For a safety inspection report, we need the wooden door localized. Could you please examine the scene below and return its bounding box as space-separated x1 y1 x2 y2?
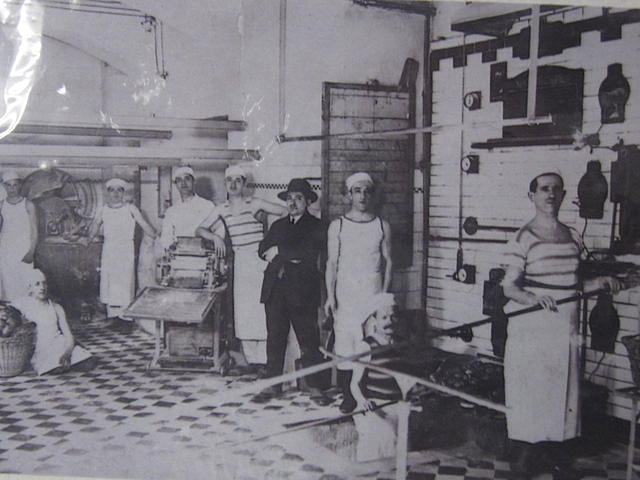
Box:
322 82 415 268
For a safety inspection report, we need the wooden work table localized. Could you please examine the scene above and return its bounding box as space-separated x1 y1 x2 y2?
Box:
122 285 227 373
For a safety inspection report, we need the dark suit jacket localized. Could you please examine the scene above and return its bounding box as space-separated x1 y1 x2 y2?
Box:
259 211 326 307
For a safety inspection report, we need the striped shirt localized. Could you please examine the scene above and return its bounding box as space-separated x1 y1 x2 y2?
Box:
503 225 583 289
360 339 406 401
220 199 264 249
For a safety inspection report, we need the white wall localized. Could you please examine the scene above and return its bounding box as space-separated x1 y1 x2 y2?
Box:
230 0 426 306
0 3 243 229
427 5 640 418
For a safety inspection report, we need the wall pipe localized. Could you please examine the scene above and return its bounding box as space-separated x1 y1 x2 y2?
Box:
421 16 433 312
278 0 287 135
527 4 541 121
429 235 508 244
275 115 553 143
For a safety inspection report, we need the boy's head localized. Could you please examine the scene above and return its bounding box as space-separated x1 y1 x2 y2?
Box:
26 269 48 300
345 172 375 213
363 292 397 345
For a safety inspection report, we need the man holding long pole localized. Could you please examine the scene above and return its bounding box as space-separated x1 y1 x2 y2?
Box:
501 171 622 478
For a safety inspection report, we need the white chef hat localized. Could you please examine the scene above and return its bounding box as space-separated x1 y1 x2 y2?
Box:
172 166 195 181
529 168 564 192
105 178 127 190
2 170 20 183
345 172 374 191
25 268 46 287
364 292 396 319
225 165 246 179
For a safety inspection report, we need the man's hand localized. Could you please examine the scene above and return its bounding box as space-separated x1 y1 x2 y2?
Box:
324 296 336 317
21 250 34 264
600 276 624 294
534 294 557 312
354 392 374 412
211 234 226 257
263 246 278 263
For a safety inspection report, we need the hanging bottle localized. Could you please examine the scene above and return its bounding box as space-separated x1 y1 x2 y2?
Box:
578 160 608 219
598 63 630 124
589 292 619 353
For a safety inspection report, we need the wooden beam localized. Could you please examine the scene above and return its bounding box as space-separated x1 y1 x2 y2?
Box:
12 124 172 139
0 145 257 166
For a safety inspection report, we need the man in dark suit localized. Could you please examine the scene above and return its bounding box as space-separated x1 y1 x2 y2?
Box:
256 178 328 403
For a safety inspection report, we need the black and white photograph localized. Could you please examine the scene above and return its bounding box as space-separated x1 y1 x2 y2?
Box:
0 1 639 479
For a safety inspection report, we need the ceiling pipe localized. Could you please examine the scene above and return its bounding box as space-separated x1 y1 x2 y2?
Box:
0 144 254 165
10 124 172 139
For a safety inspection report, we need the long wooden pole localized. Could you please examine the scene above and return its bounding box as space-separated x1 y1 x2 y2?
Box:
438 287 608 338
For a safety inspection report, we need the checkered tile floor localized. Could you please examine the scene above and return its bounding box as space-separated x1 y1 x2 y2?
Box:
0 324 634 480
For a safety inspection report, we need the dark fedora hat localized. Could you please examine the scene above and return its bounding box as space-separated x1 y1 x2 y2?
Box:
277 178 318 203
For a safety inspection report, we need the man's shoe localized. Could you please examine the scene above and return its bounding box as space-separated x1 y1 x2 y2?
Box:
309 388 332 407
551 465 582 480
339 395 357 414
251 385 281 404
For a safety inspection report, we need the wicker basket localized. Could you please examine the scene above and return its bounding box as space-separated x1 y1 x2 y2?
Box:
0 323 35 377
622 334 640 389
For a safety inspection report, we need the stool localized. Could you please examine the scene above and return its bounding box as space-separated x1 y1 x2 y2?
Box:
617 387 640 480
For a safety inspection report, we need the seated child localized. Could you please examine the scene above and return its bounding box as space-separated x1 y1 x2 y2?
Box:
12 269 92 375
349 292 408 462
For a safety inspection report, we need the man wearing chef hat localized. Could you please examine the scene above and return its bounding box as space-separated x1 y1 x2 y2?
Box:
160 166 220 249
325 171 393 414
0 170 39 302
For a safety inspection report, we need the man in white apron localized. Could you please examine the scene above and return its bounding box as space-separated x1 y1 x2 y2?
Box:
325 172 393 413
160 166 220 250
502 172 622 477
0 170 38 302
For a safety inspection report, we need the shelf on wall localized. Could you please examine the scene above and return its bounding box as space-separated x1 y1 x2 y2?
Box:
470 135 575 149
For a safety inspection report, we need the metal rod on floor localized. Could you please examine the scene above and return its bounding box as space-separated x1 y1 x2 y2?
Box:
221 400 398 448
322 348 507 414
208 343 403 404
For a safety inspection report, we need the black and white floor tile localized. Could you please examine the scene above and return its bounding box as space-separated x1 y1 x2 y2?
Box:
0 325 633 480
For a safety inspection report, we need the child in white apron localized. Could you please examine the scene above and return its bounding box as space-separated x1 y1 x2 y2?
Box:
12 269 92 375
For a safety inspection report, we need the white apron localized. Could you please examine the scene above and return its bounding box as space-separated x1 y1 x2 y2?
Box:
99 204 136 313
503 227 582 442
0 199 34 302
333 216 384 364
221 200 267 364
504 287 581 442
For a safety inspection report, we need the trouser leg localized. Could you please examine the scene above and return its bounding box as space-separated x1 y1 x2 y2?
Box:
290 304 326 389
509 439 559 475
337 369 356 413
264 289 291 382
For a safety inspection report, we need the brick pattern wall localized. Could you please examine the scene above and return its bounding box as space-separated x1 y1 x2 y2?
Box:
428 8 640 419
322 83 414 269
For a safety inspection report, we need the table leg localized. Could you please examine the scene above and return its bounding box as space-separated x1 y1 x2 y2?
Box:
627 398 638 480
213 301 221 372
395 401 411 480
149 320 161 370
